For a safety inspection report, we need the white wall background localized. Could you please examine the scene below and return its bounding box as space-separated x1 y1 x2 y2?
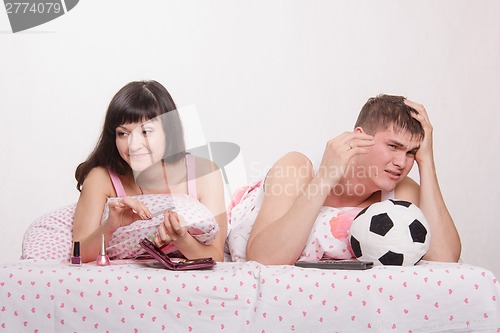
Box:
1 1 499 277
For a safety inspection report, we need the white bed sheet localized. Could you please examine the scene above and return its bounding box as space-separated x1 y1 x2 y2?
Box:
1 260 499 332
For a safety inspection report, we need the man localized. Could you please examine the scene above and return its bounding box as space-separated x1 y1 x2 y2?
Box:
245 95 461 265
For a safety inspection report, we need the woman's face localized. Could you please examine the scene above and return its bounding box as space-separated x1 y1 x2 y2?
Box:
115 118 166 173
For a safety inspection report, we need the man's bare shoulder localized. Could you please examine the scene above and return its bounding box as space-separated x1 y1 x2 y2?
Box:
395 176 420 204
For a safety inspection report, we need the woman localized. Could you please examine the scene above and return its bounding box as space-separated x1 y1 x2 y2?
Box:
73 80 227 263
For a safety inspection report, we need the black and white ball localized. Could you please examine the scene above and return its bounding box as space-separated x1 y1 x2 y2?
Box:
349 199 431 266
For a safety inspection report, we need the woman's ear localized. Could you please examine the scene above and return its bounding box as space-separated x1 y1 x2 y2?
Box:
353 127 364 133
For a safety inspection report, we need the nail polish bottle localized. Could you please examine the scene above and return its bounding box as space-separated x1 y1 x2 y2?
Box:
70 241 82 266
96 234 110 266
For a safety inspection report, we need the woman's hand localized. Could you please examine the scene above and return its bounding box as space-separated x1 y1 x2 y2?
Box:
154 210 188 246
105 197 152 231
317 131 374 188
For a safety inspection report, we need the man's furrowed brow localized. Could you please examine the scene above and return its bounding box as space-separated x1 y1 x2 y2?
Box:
388 139 419 152
388 139 407 149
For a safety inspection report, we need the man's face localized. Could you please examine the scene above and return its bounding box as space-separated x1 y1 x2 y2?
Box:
356 126 421 192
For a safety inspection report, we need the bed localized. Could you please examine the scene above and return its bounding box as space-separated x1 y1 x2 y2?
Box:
1 258 499 332
2 141 500 332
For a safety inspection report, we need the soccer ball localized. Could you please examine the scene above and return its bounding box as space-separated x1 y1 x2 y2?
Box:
349 199 431 266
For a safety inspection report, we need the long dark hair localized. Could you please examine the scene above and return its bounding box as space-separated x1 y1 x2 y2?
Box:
75 80 185 191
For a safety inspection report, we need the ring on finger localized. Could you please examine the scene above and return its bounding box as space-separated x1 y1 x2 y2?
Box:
347 141 353 150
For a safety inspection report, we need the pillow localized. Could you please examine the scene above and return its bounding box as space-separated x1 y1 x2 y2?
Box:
300 206 361 261
106 194 218 259
226 182 264 262
21 193 219 261
21 203 76 260
226 181 360 262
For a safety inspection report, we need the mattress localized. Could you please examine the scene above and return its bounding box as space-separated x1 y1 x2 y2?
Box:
1 259 499 332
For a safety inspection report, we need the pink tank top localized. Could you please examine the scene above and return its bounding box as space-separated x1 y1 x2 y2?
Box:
108 154 198 199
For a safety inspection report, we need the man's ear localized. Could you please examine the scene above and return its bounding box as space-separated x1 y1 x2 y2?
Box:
353 127 364 133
